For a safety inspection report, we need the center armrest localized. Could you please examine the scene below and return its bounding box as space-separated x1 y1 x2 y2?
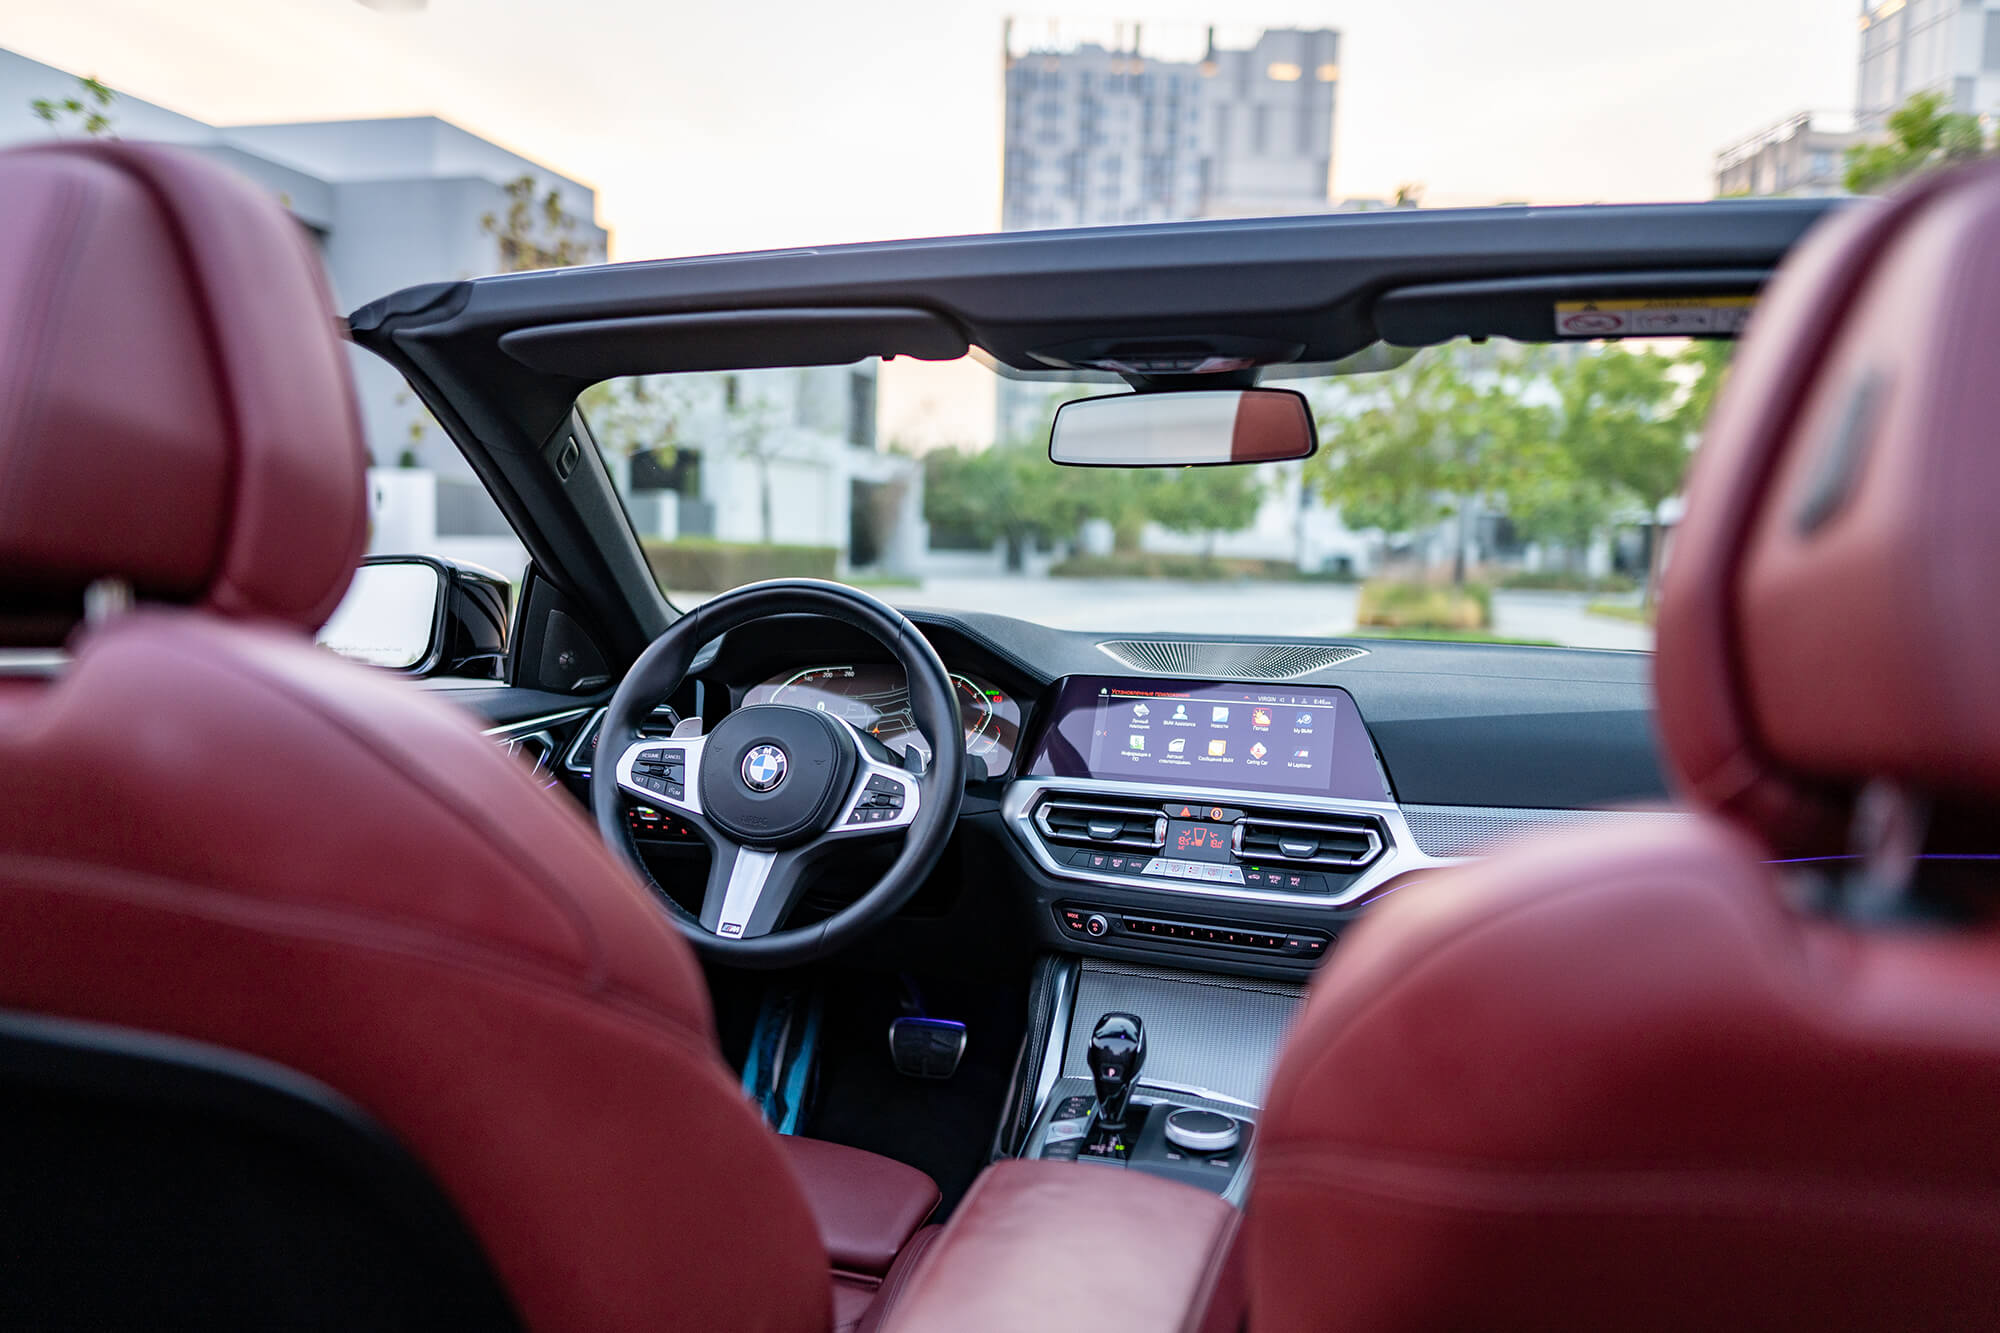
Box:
778 1135 941 1278
867 1160 1243 1333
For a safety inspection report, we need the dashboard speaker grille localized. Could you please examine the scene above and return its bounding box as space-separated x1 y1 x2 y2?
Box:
1095 639 1368 680
1401 805 1688 858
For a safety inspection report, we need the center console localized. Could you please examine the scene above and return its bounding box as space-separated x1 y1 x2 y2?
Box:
1002 675 1449 977
996 678 1452 1211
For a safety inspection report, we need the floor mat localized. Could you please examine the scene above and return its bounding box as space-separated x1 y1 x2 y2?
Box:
804 971 1026 1219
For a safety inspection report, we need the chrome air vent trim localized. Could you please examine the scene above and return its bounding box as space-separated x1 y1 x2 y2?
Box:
1095 639 1368 679
1034 798 1169 850
1232 812 1384 870
1004 776 1451 909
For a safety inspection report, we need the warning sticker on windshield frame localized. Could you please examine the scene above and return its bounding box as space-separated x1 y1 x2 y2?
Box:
1554 296 1755 338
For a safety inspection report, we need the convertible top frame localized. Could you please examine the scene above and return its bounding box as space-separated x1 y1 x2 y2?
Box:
346 198 1849 670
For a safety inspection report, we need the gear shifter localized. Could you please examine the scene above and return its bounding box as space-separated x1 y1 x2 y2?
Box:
1086 1012 1146 1131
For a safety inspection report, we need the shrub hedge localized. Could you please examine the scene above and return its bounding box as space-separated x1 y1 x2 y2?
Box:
641 538 838 591
1356 579 1493 630
1049 553 1356 582
1495 570 1638 593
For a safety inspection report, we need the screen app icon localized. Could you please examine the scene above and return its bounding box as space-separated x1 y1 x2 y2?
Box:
1168 737 1186 754
1172 704 1188 720
1132 702 1150 718
1294 748 1310 759
1128 734 1146 751
1251 708 1272 728
1208 739 1228 757
1295 712 1313 726
1250 741 1268 759
1211 706 1230 723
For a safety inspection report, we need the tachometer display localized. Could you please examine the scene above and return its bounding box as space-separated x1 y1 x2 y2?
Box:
743 664 1022 776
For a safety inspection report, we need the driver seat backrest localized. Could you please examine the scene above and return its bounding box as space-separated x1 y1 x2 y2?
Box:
0 142 832 1332
1246 163 2000 1332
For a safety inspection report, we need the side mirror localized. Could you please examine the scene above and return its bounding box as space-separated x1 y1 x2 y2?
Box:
317 556 511 679
1049 388 1317 468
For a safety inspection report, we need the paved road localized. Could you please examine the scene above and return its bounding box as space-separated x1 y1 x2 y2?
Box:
859 578 1652 652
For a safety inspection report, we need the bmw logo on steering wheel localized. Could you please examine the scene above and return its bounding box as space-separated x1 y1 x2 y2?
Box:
741 744 788 792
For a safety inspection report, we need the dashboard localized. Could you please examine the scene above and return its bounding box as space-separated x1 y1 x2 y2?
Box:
520 608 1676 978
743 663 1023 774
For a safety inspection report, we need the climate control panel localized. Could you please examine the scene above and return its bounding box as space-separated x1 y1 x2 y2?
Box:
1014 781 1389 908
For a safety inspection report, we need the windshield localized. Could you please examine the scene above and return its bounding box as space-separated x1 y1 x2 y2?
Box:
587 336 1728 649
13 2 1931 654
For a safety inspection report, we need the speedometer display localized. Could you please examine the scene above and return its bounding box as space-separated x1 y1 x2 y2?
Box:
742 664 1022 776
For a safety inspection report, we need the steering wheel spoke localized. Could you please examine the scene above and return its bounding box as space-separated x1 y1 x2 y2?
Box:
700 843 810 939
823 732 923 839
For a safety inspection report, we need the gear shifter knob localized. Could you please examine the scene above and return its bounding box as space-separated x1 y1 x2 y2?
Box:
1086 1012 1145 1130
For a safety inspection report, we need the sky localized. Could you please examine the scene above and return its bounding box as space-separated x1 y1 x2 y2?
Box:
3 0 1865 448
6 0 1863 260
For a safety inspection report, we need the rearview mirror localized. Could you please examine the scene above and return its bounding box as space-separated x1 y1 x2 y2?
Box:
1048 388 1317 468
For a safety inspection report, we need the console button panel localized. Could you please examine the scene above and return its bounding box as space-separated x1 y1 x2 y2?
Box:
1056 901 1330 961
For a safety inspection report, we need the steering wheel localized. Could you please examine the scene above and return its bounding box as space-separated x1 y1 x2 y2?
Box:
592 580 965 967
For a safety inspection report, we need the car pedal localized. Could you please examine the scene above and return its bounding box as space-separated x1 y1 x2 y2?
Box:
889 1016 966 1080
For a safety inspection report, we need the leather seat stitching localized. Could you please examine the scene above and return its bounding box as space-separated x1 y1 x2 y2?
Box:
2 853 715 1056
108 620 618 984
1268 834 1797 1124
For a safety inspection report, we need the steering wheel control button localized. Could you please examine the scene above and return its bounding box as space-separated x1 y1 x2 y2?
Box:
1163 1108 1241 1154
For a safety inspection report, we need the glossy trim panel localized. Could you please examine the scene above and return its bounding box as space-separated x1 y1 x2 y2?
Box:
481 707 591 741
1003 774 1460 909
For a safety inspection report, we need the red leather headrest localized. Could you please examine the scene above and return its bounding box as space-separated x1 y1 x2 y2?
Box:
1657 161 2000 854
0 142 366 632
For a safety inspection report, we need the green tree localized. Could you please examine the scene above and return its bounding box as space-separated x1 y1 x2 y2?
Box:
1547 345 1685 606
1309 348 1544 584
921 441 1099 570
30 75 116 138
1674 339 1734 432
1845 90 1990 194
481 175 599 273
1146 465 1266 557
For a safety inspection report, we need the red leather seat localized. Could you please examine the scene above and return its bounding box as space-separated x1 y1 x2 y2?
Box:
0 142 933 1332
1247 165 2000 1331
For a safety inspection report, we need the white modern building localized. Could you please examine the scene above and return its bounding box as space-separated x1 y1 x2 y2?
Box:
2 47 922 580
990 23 1364 575
1000 22 1339 229
1714 111 1873 197
1857 0 2000 126
1713 1 2000 198
590 366 924 579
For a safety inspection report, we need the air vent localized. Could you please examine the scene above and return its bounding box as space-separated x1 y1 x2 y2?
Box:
1233 813 1383 871
1096 639 1367 680
1035 797 1167 850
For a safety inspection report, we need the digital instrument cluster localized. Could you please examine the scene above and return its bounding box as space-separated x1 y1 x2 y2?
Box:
743 663 1023 775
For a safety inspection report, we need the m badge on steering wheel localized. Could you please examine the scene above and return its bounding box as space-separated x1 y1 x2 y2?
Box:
742 744 788 792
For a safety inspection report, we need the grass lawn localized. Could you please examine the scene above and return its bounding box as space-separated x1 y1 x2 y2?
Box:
1586 601 1654 625
1348 628 1561 647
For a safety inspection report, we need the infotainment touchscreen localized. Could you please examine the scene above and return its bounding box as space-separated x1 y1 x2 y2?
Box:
1025 676 1391 803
